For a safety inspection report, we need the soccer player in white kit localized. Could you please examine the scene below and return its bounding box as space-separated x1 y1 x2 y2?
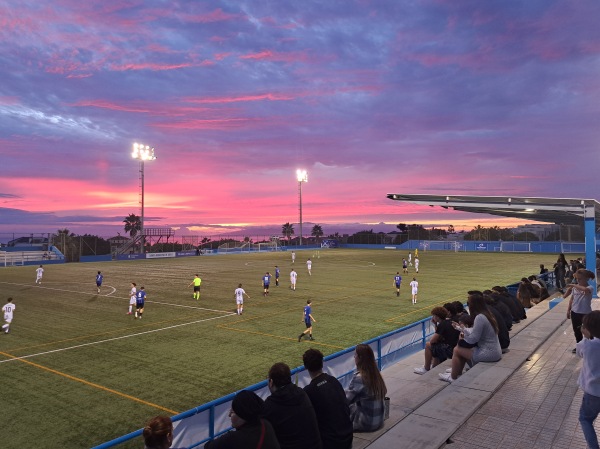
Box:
410 277 419 304
2 297 15 333
128 282 137 315
408 253 412 266
234 283 250 315
291 251 296 264
306 258 312 276
415 257 420 273
35 265 44 284
290 269 298 290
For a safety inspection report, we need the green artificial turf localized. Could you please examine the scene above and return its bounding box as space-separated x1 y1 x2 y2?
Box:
0 249 559 448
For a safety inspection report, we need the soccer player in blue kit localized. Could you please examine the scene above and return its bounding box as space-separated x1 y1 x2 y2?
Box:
96 271 103 294
393 272 402 297
263 272 271 296
274 266 280 286
135 286 146 319
298 300 316 341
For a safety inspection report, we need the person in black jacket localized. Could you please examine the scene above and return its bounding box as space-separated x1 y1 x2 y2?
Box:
263 362 322 449
302 349 353 449
204 390 280 449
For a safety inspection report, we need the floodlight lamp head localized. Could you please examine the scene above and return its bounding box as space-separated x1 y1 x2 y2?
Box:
296 169 308 183
132 142 156 161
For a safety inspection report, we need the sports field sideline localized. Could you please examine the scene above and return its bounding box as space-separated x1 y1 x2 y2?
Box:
0 249 559 448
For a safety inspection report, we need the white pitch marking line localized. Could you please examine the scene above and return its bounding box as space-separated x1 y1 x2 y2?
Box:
0 313 236 364
0 281 232 314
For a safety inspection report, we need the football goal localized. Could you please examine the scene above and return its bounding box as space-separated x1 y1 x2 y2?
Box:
560 242 585 253
499 242 532 253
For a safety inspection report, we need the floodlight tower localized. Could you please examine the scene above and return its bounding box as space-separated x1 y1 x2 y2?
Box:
132 143 156 254
296 169 308 247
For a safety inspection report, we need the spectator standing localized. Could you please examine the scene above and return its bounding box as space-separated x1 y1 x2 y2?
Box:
205 390 280 449
575 311 600 449
263 362 322 449
302 349 353 449
554 253 569 292
566 269 596 353
346 344 387 432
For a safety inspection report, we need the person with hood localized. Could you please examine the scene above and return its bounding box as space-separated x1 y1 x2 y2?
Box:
263 362 322 449
205 390 280 449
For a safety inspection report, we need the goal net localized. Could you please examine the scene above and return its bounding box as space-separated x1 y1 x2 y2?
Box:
499 242 532 253
560 242 585 253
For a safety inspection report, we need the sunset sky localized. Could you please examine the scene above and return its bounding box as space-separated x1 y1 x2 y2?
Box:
2 0 600 239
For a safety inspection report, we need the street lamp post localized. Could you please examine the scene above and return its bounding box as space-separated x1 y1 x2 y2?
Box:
132 143 156 254
296 169 308 247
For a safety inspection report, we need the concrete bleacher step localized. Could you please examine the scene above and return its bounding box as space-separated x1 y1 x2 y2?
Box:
357 296 568 449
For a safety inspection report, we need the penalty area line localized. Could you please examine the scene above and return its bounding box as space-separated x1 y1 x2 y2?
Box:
0 312 236 364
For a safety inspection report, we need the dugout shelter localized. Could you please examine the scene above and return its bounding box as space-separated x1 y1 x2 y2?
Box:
386 194 600 294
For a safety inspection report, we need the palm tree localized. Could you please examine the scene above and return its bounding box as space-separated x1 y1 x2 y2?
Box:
311 224 324 243
123 213 141 237
282 222 295 242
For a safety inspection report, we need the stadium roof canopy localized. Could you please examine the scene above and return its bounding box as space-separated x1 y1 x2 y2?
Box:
385 194 600 226
386 193 600 297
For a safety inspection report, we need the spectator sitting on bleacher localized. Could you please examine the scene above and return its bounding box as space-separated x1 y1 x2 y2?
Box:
443 302 459 322
205 390 280 449
414 307 460 375
439 292 502 383
517 278 537 308
528 275 549 301
483 290 513 331
302 349 353 449
480 291 510 353
346 344 387 432
451 301 469 322
492 286 527 322
142 415 181 449
262 362 322 449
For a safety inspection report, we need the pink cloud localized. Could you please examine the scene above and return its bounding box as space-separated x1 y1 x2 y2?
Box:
183 92 296 104
240 50 308 63
152 118 262 130
0 96 19 105
183 8 240 23
109 62 195 72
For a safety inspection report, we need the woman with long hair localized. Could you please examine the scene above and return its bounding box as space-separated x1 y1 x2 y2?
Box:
554 253 568 291
439 293 502 383
517 278 535 308
346 344 387 431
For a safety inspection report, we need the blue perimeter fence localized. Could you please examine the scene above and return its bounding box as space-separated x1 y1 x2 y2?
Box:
93 317 437 449
94 270 557 449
